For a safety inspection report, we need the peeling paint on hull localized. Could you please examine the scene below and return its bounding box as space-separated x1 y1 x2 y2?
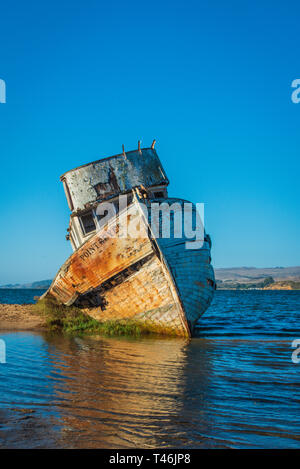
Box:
44 196 215 337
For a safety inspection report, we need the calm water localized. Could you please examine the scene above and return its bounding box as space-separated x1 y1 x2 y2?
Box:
0 290 299 448
0 289 47 304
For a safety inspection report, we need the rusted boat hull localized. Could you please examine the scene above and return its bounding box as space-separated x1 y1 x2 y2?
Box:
44 196 215 336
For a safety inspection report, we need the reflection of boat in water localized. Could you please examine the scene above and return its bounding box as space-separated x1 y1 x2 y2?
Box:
43 142 215 336
0 332 215 449
45 334 192 448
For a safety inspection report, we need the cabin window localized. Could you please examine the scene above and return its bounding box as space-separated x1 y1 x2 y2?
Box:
80 211 96 235
153 191 164 198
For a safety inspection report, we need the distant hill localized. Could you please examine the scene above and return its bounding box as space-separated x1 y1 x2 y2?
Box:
0 280 52 289
215 266 300 290
215 266 300 282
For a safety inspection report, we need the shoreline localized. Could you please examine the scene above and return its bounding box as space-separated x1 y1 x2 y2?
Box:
0 288 298 333
0 304 46 331
0 302 180 336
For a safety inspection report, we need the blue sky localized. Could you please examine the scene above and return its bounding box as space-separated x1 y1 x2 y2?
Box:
0 0 299 283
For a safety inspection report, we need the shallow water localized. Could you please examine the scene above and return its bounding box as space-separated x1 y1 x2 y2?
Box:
0 291 299 448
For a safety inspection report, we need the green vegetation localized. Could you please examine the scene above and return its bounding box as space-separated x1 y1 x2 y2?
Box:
272 280 300 290
34 297 178 336
34 297 105 333
288 281 300 289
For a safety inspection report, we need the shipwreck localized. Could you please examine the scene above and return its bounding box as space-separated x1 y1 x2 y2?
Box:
43 141 215 336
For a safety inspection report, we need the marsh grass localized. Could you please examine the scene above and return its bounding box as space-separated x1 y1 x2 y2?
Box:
34 297 177 337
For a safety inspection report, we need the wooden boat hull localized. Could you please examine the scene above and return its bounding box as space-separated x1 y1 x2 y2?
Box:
44 196 215 336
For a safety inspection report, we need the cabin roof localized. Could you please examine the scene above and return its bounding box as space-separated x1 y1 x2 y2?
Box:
60 146 169 212
60 147 155 180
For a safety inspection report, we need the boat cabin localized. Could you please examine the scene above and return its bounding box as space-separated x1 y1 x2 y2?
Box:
61 144 169 251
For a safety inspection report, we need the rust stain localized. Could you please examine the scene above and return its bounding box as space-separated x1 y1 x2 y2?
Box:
195 281 205 288
50 237 152 305
93 165 121 200
48 208 154 306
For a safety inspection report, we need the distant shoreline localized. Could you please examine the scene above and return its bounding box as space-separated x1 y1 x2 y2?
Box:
217 281 300 291
217 287 299 291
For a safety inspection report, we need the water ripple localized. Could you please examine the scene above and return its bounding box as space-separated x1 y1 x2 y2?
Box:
0 291 299 448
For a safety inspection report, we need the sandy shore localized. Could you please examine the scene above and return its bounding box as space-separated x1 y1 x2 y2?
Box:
0 304 46 331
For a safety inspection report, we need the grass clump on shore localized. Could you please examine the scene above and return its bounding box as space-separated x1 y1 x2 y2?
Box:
34 297 103 333
34 297 157 336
